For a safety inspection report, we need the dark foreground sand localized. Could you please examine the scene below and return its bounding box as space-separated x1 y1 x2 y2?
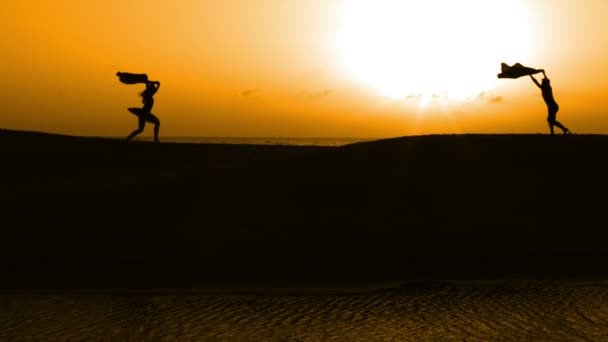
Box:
2 282 608 341
2 129 608 339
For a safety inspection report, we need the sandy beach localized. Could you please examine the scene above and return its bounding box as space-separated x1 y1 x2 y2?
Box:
2 282 608 340
2 129 608 339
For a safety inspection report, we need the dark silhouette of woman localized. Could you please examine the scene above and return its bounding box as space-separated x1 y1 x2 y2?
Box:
530 73 570 135
126 80 161 142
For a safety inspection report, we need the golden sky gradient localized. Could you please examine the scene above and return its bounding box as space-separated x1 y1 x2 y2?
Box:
2 0 608 138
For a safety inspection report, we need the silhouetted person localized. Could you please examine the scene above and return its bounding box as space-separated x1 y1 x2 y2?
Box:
126 80 161 142
530 73 570 135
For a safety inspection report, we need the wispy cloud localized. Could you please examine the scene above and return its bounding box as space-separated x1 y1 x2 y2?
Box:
477 91 503 104
240 89 261 97
405 94 423 100
302 89 333 99
489 96 503 103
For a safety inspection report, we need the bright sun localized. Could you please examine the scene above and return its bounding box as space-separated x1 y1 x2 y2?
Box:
336 0 534 102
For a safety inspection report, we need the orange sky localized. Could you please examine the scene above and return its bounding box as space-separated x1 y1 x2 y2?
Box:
2 0 608 138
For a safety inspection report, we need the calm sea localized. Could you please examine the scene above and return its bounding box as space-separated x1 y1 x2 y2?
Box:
130 137 377 146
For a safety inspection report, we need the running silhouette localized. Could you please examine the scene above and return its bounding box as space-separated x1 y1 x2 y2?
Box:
126 80 161 143
530 72 570 135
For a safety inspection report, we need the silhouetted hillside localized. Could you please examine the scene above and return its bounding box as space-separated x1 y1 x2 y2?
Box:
2 129 607 288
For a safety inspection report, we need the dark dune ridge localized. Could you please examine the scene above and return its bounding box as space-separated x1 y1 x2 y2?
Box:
2 129 608 289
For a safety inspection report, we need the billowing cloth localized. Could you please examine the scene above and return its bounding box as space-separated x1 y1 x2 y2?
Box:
497 63 543 79
116 72 149 84
128 107 145 116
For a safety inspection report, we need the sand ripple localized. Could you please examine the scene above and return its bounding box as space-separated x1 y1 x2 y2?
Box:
1 282 607 341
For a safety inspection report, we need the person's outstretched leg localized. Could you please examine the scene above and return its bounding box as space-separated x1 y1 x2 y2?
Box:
553 120 570 134
548 107 569 135
154 122 160 143
547 106 558 135
127 117 146 141
126 128 143 141
146 113 160 143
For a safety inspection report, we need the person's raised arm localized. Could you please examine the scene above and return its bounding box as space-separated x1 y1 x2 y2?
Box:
530 75 541 88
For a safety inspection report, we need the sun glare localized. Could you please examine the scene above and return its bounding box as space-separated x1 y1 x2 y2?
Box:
336 0 533 103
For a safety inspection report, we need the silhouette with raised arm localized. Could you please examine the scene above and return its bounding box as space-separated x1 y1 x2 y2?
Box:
126 80 161 143
530 72 570 135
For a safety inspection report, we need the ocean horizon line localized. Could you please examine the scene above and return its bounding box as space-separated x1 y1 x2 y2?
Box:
103 136 380 146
